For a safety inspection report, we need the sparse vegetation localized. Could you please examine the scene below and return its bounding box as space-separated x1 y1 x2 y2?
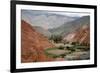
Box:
44 41 90 60
44 48 71 58
67 47 76 52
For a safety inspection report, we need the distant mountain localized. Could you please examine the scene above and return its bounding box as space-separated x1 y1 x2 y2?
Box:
21 20 55 63
22 10 78 29
34 26 51 37
63 25 90 45
49 16 90 36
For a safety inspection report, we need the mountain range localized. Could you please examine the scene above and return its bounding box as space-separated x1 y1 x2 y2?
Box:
49 16 90 36
21 10 78 29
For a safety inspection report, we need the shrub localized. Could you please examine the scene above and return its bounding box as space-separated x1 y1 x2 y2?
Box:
66 46 70 49
71 42 80 45
71 48 76 52
58 46 65 50
67 46 76 52
61 54 66 58
71 42 76 45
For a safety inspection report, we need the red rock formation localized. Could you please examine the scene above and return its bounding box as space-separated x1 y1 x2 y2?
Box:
73 25 90 45
21 20 55 63
63 25 90 45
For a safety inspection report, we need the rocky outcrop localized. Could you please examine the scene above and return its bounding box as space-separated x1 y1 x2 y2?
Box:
63 25 90 45
21 20 55 63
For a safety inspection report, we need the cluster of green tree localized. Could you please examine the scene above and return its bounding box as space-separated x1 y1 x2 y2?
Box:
71 42 90 46
49 35 62 43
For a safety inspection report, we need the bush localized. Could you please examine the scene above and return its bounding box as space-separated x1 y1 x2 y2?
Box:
66 46 70 49
71 42 76 45
71 48 76 52
58 46 65 50
61 54 66 58
67 46 75 52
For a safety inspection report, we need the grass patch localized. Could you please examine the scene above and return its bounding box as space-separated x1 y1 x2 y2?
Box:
45 47 71 58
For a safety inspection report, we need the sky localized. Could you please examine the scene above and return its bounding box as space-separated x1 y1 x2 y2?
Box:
22 10 90 17
21 10 90 29
47 11 90 17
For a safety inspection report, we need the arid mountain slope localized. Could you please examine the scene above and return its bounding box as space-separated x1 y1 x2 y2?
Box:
63 25 90 45
21 20 55 63
34 26 51 37
49 16 90 36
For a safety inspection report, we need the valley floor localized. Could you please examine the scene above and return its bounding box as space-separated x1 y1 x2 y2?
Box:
45 43 90 61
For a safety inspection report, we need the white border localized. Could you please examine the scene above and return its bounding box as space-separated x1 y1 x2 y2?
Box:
16 4 94 69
